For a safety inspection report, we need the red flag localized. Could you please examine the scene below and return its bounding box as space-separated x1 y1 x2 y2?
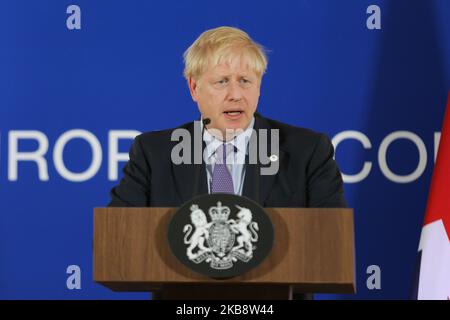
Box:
417 92 450 299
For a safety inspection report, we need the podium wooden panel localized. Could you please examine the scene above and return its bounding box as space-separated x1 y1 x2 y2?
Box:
93 208 355 299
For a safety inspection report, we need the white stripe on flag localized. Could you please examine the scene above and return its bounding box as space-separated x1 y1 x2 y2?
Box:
418 219 450 300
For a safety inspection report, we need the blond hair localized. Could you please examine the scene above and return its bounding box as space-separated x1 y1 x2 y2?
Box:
183 26 268 80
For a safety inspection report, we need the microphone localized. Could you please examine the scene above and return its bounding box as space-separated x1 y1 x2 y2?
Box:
192 117 211 198
202 118 211 127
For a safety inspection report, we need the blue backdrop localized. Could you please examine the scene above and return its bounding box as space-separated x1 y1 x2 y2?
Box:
1 0 449 299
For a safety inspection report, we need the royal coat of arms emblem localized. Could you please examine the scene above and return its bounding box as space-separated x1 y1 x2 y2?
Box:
168 193 274 279
183 202 259 269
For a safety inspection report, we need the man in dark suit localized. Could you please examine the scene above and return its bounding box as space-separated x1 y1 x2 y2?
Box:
108 25 346 300
109 26 346 209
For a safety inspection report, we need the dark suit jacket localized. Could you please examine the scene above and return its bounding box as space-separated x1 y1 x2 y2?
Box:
109 113 346 208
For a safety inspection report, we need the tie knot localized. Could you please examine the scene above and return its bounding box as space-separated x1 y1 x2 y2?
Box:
215 143 234 164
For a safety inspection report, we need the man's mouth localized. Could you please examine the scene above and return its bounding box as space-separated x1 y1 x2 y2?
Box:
223 109 244 116
224 111 243 116
223 110 244 120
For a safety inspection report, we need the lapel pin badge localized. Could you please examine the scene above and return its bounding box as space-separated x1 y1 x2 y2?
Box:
269 154 278 162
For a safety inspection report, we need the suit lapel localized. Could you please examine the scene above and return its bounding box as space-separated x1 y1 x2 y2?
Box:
171 121 208 204
242 113 286 206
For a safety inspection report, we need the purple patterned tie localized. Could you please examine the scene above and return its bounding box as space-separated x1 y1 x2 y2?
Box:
211 143 234 194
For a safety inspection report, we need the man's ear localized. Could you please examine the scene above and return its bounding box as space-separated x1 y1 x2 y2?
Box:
188 77 199 102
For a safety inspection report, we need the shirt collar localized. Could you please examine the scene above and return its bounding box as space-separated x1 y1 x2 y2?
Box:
201 116 255 159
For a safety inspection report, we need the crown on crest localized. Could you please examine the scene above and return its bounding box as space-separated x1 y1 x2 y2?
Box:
208 201 230 222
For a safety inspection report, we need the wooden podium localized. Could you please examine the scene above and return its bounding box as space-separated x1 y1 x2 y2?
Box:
93 208 355 299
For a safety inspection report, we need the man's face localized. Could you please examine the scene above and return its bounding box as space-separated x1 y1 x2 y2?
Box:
188 54 261 140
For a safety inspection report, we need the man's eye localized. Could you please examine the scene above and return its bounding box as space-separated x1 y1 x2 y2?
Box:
241 79 251 83
216 79 228 84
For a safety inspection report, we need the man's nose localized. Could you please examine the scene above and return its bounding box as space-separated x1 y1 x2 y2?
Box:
227 81 243 102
